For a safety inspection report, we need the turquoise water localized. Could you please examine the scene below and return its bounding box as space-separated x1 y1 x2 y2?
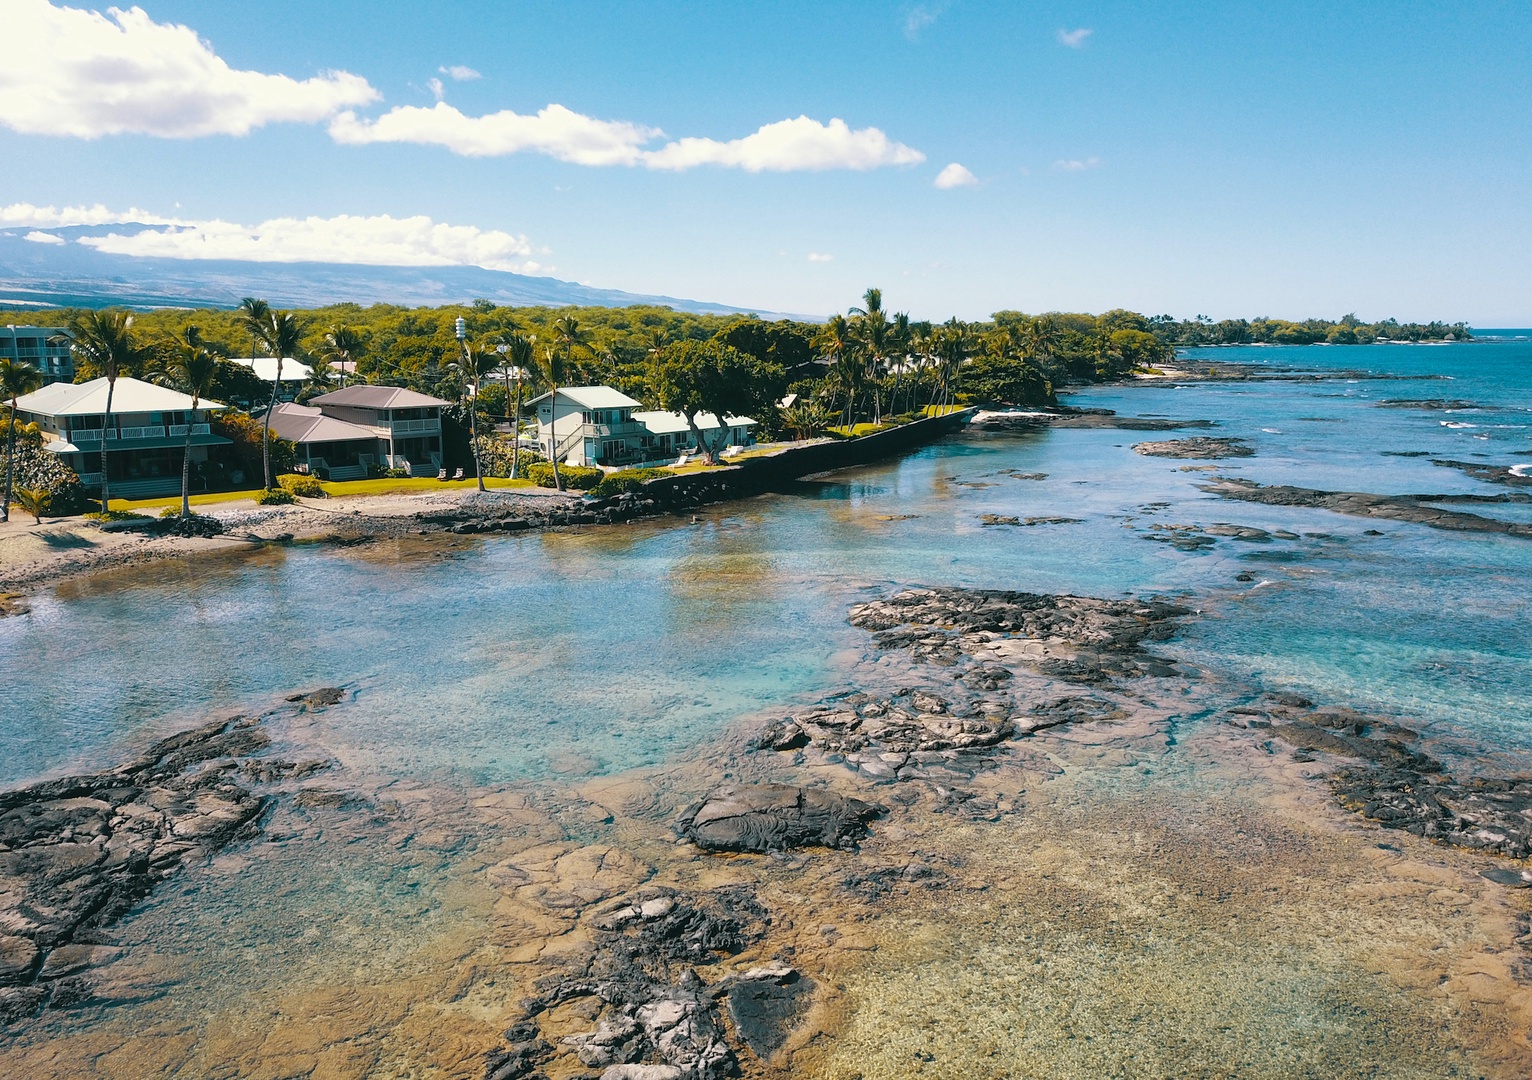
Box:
3 339 1531 786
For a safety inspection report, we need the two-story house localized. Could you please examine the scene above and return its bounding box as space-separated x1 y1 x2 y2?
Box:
302 385 451 476
528 386 652 467
12 376 229 499
2 325 73 385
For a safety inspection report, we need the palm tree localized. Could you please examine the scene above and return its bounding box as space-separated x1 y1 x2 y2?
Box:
158 338 220 519
300 357 338 402
12 487 49 525
238 298 269 364
65 309 152 512
499 332 535 479
851 288 892 423
1 357 43 523
814 315 861 427
542 315 590 491
320 325 364 387
251 311 305 490
453 340 500 492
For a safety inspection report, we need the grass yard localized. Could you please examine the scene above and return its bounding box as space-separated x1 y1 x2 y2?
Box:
116 475 534 511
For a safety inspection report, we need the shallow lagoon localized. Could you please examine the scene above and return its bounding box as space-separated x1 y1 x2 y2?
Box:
3 339 1532 1076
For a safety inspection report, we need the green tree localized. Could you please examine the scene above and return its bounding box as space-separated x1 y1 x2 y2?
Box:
536 315 591 490
320 325 365 387
497 332 536 479
1 358 43 523
453 339 500 491
648 339 781 464
64 309 153 511
158 336 220 518
248 310 305 489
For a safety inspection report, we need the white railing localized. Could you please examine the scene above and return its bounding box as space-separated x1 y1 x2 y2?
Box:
77 472 103 485
389 418 440 435
167 423 211 436
70 429 103 444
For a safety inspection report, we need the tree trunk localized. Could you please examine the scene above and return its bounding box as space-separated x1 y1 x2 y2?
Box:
100 375 116 512
511 377 522 480
471 375 486 491
2 401 16 522
548 383 563 491
261 357 281 489
180 402 196 518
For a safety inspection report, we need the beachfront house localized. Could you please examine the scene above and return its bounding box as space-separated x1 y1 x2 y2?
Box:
263 401 385 480
305 385 449 476
2 325 73 385
528 386 651 467
632 410 757 460
12 376 229 498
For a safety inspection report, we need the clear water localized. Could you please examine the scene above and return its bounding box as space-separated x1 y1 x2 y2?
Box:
4 339 1532 786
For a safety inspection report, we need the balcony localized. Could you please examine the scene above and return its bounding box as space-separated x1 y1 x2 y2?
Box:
167 423 211 436
587 420 645 437
388 418 441 436
112 425 168 440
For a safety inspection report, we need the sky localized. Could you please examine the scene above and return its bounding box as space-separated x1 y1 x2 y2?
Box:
0 0 1528 322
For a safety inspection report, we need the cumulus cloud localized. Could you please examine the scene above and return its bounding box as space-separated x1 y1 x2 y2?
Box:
332 106 923 173
0 0 379 138
640 116 925 172
1053 157 1102 171
0 201 182 227
807 252 834 263
439 65 482 82
1057 27 1093 48
933 162 978 189
23 231 66 245
329 102 660 166
1 204 538 272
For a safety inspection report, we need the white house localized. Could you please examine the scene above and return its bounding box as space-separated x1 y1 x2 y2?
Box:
528 385 760 467
12 376 229 499
528 386 651 468
632 410 757 460
263 402 385 480
305 385 450 476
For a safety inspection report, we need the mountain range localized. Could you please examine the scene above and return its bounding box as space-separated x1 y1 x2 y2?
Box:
0 225 756 315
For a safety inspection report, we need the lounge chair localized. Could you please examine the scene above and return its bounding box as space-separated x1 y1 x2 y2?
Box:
452 468 465 481
437 468 448 481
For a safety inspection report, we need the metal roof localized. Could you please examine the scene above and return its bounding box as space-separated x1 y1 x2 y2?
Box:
633 410 757 436
526 385 644 410
310 384 450 409
230 357 311 383
15 376 227 417
264 402 380 445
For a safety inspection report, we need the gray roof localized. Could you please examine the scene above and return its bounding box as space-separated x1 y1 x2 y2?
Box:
15 376 226 416
265 402 380 445
526 385 644 410
310 384 450 409
634 410 756 436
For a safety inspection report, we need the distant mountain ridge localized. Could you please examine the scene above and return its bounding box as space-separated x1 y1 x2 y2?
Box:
0 225 757 315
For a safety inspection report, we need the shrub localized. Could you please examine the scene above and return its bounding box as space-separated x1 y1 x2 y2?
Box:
84 508 144 522
526 462 603 490
255 488 297 505
367 463 412 479
12 487 49 524
4 424 86 515
591 468 672 498
278 473 326 498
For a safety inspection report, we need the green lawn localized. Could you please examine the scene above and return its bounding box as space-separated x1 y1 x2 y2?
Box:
117 476 533 511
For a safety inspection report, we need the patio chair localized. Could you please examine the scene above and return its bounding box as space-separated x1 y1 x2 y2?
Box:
437 468 449 481
452 468 465 481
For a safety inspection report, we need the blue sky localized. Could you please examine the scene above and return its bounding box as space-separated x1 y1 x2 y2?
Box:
1 0 1528 321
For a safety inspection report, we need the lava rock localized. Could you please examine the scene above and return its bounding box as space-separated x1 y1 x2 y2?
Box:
677 784 881 853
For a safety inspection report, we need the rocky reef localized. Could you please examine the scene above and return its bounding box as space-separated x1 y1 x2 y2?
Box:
1200 476 1532 537
1133 437 1254 459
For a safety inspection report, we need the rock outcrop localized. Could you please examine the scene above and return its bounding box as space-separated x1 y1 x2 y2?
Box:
1133 437 1254 459
677 785 881 853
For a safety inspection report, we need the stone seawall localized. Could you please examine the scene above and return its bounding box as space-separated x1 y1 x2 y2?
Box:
625 409 976 510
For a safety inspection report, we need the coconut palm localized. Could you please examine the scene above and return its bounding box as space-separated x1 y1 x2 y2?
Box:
238 298 270 364
541 315 590 491
814 315 861 427
1 357 43 523
64 309 153 512
452 340 501 492
158 338 220 519
534 345 568 491
320 325 364 387
12 487 48 525
850 288 892 423
251 311 305 490
498 332 536 479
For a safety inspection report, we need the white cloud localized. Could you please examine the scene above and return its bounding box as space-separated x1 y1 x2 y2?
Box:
0 0 379 138
0 201 182 227
426 77 445 102
331 106 924 173
439 65 482 82
1053 157 1102 171
640 116 925 172
902 2 950 41
933 162 978 189
1057 27 1093 48
23 231 66 245
1 204 539 272
329 102 660 166
807 252 834 263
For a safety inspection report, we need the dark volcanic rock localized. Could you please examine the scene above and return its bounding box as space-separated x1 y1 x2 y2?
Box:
724 963 816 1060
1133 437 1255 459
677 785 881 853
0 717 272 1021
1200 477 1532 537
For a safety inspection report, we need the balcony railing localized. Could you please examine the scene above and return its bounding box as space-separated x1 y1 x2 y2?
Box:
70 429 104 444
167 423 211 436
587 420 645 437
388 418 441 435
113 425 168 440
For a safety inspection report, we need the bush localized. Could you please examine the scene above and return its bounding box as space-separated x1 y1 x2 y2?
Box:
4 423 86 515
12 487 49 524
591 468 672 498
525 462 603 490
278 473 326 498
367 464 413 479
255 488 297 505
84 508 144 522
